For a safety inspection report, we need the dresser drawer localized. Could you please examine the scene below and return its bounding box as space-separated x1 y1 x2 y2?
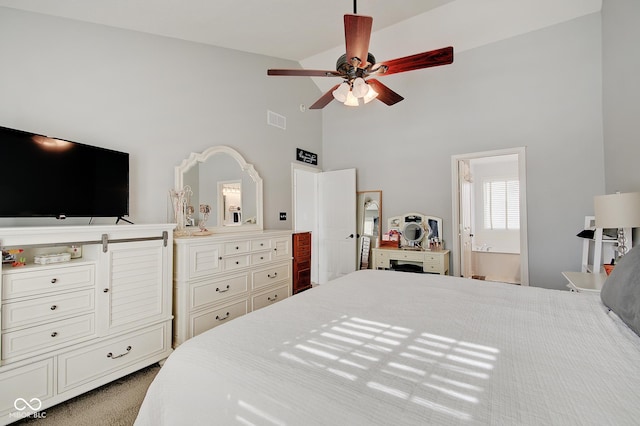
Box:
223 254 250 271
190 273 249 309
252 263 291 289
2 289 95 330
251 238 272 251
191 299 249 335
2 314 95 361
188 244 222 279
251 251 272 265
2 264 94 300
0 358 54 417
57 322 170 393
252 284 289 311
224 240 250 255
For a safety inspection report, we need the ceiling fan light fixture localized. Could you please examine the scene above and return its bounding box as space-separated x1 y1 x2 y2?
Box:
332 82 350 102
351 77 369 98
344 90 359 106
363 85 378 104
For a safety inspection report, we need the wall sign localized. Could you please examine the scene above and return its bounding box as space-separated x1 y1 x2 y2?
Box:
296 148 318 165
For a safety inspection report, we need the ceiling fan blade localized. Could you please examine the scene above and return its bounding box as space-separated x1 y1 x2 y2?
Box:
373 46 454 77
366 79 404 106
344 14 373 68
309 84 341 109
268 69 343 77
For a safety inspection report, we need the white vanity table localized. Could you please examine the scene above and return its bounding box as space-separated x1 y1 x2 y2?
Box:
171 146 292 347
372 213 449 275
372 248 450 275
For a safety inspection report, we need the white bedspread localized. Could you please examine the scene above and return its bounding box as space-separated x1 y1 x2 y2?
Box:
135 270 640 425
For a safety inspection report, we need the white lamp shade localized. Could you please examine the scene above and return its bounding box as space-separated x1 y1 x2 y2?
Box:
344 90 359 106
332 82 350 103
351 78 369 98
594 192 640 228
363 85 378 104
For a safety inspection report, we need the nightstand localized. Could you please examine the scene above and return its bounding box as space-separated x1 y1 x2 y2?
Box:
561 271 607 293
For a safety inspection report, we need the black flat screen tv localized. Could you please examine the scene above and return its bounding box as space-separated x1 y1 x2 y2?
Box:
0 125 129 219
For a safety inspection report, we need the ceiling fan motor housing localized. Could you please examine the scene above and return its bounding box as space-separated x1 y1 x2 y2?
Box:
336 52 376 79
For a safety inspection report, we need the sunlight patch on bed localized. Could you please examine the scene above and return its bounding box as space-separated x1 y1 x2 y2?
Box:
278 316 499 423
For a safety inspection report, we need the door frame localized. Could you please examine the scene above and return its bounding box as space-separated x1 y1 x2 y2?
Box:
450 147 529 286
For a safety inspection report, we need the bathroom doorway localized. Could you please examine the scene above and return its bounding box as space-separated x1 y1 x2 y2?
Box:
451 148 529 285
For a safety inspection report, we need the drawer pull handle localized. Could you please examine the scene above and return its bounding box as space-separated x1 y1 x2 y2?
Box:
103 288 109 293
268 272 278 279
260 256 264 260
216 285 230 293
51 332 58 337
107 346 132 359
51 278 57 284
219 256 223 260
235 246 239 250
50 305 57 311
235 261 240 265
268 295 278 302
216 312 230 321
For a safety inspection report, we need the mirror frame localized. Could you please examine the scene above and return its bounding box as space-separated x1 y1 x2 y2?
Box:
175 145 263 233
357 190 382 269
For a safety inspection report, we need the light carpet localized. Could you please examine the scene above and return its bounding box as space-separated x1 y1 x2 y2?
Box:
16 364 160 426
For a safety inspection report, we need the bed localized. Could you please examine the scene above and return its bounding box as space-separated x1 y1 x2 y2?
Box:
135 248 640 425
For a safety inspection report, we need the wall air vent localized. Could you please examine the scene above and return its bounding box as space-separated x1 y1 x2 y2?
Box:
267 110 286 130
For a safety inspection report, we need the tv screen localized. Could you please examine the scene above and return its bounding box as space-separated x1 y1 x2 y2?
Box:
0 125 129 219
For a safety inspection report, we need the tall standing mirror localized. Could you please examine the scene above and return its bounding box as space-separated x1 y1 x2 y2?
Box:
175 146 263 234
357 190 382 269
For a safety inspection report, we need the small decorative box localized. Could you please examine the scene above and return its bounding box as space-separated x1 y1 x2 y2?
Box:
34 253 72 265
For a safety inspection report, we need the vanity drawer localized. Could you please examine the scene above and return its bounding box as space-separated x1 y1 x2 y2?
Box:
2 314 95 361
57 322 169 393
191 299 249 335
2 289 95 330
190 273 249 309
224 240 251 255
374 250 391 268
252 262 291 289
224 254 250 271
394 251 425 262
252 284 289 311
2 264 94 300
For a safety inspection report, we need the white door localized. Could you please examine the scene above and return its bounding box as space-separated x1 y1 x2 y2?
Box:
318 168 357 283
292 165 357 285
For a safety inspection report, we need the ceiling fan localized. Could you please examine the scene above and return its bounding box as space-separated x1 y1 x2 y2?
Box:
267 1 454 109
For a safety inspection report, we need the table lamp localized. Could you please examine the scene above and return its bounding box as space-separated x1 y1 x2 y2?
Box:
594 191 640 259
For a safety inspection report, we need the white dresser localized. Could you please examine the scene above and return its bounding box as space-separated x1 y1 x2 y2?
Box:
0 224 174 424
173 230 292 347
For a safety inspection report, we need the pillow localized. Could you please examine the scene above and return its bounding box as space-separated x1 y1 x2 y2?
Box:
601 244 640 336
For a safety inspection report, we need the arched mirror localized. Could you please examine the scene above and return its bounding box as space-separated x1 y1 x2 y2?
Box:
357 190 382 269
175 146 263 234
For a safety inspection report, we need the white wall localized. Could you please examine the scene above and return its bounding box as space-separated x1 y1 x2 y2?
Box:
602 0 640 195
322 14 604 289
601 0 640 243
0 7 323 229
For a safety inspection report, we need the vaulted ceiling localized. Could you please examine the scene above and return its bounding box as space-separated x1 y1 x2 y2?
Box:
0 0 601 63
